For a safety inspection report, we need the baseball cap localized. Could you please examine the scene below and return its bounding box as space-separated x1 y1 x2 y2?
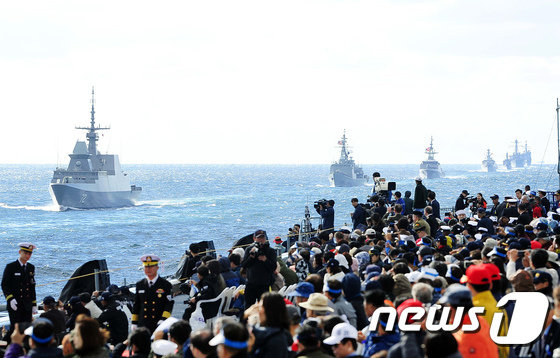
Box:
23 318 54 345
151 340 178 356
323 322 358 345
490 194 499 200
462 190 469 195
439 284 472 306
533 271 553 285
484 263 501 281
273 237 283 244
365 228 376 236
254 230 267 239
293 282 314 298
396 299 424 324
209 328 248 349
42 296 56 306
461 264 491 285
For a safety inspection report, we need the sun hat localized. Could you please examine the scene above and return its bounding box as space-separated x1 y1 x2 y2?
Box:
298 293 334 312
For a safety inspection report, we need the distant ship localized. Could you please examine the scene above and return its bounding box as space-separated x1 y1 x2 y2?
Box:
328 131 368 187
49 89 142 209
482 149 497 172
509 139 531 168
419 137 444 179
503 153 512 170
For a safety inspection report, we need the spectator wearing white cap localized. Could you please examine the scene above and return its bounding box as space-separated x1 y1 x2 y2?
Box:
323 322 362 358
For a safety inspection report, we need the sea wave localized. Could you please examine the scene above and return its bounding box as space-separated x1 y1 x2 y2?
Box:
0 202 60 212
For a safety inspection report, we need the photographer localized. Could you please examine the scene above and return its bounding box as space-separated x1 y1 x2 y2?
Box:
315 200 335 233
241 230 277 308
454 190 469 212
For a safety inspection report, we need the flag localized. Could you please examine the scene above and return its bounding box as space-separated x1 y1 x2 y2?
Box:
338 141 343 145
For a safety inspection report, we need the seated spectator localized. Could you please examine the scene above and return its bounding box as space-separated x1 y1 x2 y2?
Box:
209 322 250 358
40 295 66 344
5 319 63 358
113 327 152 358
251 292 293 358
323 322 362 358
191 329 218 358
296 322 331 358
62 314 110 357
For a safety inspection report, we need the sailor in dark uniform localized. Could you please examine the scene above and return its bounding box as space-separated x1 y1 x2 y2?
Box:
131 255 174 333
1 243 38 337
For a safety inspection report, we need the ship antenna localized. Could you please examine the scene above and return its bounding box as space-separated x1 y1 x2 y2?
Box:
90 86 95 128
76 87 110 155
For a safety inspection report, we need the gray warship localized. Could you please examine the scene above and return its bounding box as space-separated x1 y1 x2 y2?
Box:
509 139 532 167
419 136 444 179
49 89 142 209
328 131 368 187
481 149 497 172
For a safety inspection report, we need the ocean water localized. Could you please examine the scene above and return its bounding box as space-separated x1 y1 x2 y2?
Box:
0 163 557 300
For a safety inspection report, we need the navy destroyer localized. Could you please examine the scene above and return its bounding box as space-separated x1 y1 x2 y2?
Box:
49 89 142 209
481 149 497 172
419 137 444 179
328 131 368 187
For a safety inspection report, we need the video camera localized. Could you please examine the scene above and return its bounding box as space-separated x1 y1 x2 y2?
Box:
314 199 329 210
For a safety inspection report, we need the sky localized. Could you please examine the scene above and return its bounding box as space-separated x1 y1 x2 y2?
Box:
1 0 560 165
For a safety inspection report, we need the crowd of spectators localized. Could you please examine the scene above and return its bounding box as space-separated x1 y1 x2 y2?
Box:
4 184 560 358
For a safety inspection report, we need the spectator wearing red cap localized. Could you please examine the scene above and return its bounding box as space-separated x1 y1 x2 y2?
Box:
386 299 425 357
462 264 509 358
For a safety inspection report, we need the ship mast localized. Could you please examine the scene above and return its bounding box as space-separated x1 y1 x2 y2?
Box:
75 87 110 155
339 130 349 162
426 136 437 161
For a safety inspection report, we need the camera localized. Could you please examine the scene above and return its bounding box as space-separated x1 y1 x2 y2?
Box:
249 242 269 257
314 199 328 210
466 196 476 204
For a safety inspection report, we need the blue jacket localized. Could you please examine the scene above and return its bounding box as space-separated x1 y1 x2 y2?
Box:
363 329 400 357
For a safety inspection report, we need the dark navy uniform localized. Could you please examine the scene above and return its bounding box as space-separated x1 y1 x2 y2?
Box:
2 244 37 330
132 275 173 332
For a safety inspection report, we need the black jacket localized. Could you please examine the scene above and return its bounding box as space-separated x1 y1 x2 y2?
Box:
241 243 277 286
454 196 468 212
252 327 293 358
503 206 519 218
132 276 174 333
477 216 495 235
40 309 66 343
1 260 36 310
413 184 428 209
518 211 533 226
490 201 506 218
352 205 368 230
98 302 129 345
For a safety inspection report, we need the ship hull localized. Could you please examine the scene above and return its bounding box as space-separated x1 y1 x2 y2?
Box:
329 171 367 187
50 183 141 209
482 164 497 172
419 168 443 179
